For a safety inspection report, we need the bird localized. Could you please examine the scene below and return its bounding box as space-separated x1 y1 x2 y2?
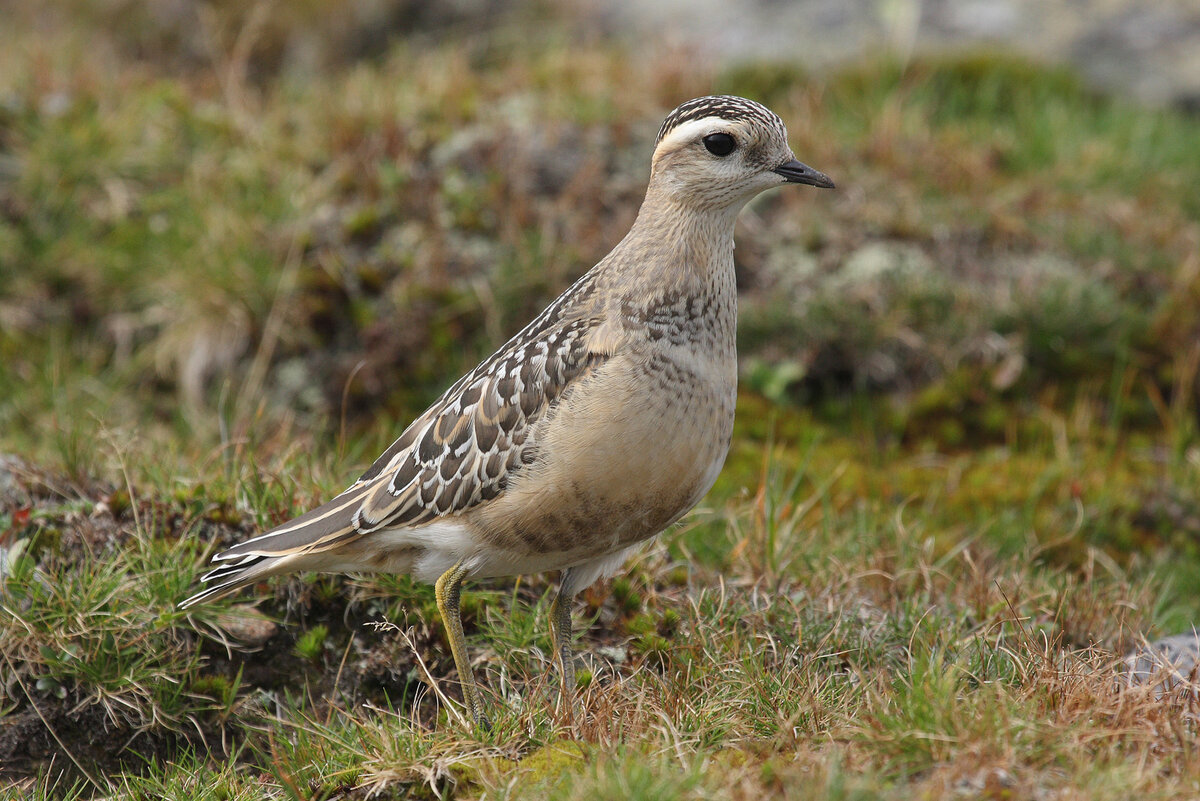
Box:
180 95 834 728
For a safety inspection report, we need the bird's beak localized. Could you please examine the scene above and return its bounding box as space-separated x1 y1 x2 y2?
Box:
773 159 835 189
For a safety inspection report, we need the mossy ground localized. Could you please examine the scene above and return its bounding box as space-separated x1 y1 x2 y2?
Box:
1 4 1198 799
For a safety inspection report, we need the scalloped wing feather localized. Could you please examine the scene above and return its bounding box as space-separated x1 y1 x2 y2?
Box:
190 268 612 586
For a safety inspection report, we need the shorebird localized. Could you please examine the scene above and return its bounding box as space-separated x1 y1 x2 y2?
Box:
181 95 834 728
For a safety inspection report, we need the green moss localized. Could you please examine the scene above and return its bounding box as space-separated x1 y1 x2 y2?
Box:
107 489 132 517
609 577 642 615
916 51 1096 127
343 204 384 241
294 624 329 661
665 565 689 587
188 674 237 708
518 741 587 793
632 633 671 666
625 612 657 638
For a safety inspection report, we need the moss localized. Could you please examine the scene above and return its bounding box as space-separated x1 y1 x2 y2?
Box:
449 754 518 796
915 50 1097 126
106 489 132 517
609 576 642 615
624 612 657 638
188 674 236 706
659 608 681 636
517 741 587 792
665 565 689 587
343 204 384 242
294 624 329 661
632 633 671 667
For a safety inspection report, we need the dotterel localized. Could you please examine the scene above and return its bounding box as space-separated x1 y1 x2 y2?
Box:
181 95 834 728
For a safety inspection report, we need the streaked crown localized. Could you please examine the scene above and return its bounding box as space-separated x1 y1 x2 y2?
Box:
655 95 787 147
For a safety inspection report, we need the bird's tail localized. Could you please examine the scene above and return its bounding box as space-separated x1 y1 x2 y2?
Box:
178 553 286 608
179 484 372 609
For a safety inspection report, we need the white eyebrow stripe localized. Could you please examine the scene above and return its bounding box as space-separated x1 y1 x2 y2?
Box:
654 117 734 154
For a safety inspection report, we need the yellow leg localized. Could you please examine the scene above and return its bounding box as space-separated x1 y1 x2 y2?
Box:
435 561 489 730
549 584 576 716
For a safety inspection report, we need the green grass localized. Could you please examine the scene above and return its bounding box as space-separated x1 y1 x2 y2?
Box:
8 402 1195 797
2 4 1199 799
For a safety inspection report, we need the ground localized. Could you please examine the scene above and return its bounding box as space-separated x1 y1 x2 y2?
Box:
0 3 1198 799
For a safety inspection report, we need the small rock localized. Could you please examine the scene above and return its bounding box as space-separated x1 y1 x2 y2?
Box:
595 645 628 665
0 454 30 506
1124 631 1200 697
836 241 933 288
215 606 279 648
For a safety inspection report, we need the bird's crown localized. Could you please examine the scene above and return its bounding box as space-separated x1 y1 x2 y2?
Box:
655 95 787 147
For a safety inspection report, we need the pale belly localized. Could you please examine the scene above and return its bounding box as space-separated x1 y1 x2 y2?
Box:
467 349 736 577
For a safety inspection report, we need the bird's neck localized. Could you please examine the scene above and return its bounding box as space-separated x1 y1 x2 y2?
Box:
606 187 741 292
584 187 740 362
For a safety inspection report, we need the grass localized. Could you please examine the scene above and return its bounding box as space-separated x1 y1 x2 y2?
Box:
3 404 1196 798
2 3 1199 799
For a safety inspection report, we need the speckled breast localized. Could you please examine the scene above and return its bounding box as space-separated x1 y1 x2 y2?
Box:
472 334 736 567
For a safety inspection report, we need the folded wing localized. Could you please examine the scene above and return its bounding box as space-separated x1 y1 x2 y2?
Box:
180 299 609 608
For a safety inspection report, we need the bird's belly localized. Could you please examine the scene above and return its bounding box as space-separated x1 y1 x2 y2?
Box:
469 351 735 571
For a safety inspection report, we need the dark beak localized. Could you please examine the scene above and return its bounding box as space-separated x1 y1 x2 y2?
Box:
773 159 835 189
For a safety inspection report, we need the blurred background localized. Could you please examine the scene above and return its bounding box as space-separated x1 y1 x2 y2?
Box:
2 0 1198 457
1 0 1199 576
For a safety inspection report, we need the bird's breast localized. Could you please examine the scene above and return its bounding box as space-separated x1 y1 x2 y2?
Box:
469 342 736 566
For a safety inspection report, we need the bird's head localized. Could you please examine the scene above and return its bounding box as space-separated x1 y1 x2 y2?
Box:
649 95 834 211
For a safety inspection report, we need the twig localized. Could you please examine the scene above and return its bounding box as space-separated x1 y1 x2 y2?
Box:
367 619 470 729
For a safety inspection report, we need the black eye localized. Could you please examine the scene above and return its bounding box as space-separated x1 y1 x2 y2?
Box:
702 132 736 157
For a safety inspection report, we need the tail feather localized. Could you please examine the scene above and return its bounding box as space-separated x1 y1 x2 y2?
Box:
215 484 370 560
201 553 268 583
181 477 442 609
179 554 275 609
179 486 369 609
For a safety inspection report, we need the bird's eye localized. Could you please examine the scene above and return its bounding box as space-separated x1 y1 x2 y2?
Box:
702 133 736 157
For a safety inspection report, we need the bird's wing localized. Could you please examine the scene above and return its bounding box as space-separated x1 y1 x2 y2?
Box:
199 294 614 570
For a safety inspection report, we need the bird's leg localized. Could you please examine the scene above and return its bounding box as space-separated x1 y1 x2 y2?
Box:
435 561 489 730
550 573 577 718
